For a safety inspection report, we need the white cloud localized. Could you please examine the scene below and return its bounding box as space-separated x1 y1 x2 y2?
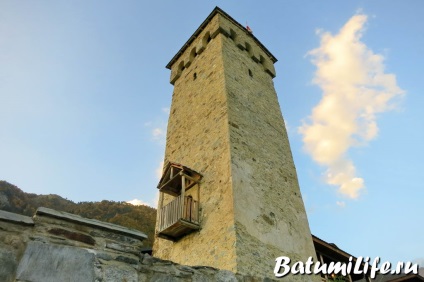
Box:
336 201 346 208
126 198 150 206
152 128 164 139
127 195 159 208
144 105 169 144
284 119 290 134
144 121 166 144
148 125 166 144
299 13 404 199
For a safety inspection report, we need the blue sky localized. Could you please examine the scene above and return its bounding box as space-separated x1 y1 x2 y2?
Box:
1 1 422 268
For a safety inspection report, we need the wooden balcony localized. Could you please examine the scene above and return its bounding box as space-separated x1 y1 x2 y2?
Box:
157 195 200 241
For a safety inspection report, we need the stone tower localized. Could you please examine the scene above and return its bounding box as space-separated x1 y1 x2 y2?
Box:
153 7 318 280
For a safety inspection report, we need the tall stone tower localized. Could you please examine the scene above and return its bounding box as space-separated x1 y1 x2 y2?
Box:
153 7 318 280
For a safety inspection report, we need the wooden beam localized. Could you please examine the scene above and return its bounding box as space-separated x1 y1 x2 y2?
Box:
179 219 200 229
180 172 200 183
197 182 200 226
159 173 180 190
181 175 186 220
318 253 327 280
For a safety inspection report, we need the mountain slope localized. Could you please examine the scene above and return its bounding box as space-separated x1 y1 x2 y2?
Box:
0 181 156 247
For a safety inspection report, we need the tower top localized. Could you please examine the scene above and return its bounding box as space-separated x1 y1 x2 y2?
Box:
166 6 277 70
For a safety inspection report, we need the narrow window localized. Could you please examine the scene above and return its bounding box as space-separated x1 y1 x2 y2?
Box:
230 29 237 41
248 69 253 77
178 61 185 72
245 42 251 53
193 72 197 80
190 48 197 61
202 31 211 49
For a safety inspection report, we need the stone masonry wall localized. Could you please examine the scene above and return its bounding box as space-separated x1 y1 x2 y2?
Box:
0 208 146 282
0 208 279 281
153 13 239 271
220 15 319 280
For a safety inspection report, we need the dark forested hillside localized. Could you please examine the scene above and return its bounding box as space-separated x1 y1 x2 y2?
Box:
0 181 156 247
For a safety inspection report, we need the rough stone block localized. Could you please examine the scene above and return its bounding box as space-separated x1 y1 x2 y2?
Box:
215 270 238 282
16 241 95 282
101 263 138 282
106 241 139 255
48 227 95 245
36 207 147 241
0 248 18 282
150 273 183 282
0 209 34 225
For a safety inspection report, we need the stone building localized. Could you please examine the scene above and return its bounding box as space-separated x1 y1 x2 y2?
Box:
0 6 421 282
153 7 319 280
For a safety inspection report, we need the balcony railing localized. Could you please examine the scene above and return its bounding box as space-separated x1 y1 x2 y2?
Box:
157 195 199 240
